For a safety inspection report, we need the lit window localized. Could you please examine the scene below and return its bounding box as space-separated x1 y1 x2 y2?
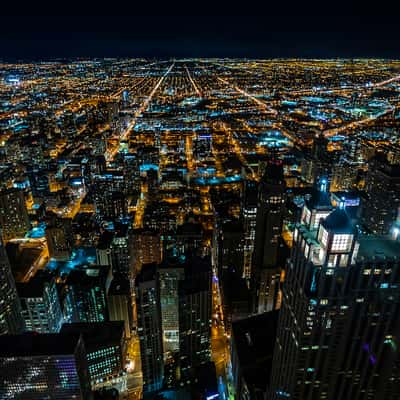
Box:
331 234 353 252
363 269 371 275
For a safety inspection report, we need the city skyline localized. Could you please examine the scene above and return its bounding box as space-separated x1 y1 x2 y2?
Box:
0 55 400 399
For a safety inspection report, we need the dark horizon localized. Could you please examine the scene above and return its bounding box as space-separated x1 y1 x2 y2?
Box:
1 15 400 60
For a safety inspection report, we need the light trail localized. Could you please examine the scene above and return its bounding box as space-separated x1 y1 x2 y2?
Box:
106 62 175 161
184 64 202 97
216 76 278 116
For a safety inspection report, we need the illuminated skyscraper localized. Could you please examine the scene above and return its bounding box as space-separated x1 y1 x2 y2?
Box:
0 235 24 335
63 267 111 324
269 191 400 399
242 179 258 281
0 188 30 241
178 256 212 379
252 161 286 313
61 321 125 386
362 156 400 235
17 271 63 333
158 258 184 355
135 264 164 394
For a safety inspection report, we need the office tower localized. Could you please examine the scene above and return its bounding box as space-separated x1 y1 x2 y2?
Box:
17 271 63 333
331 158 359 191
61 321 125 386
178 256 212 378
96 229 114 267
362 156 400 234
135 263 164 394
231 310 279 400
252 161 286 313
158 258 185 355
216 219 244 279
0 235 24 335
0 188 30 241
131 228 162 273
111 225 131 277
312 132 328 159
107 274 133 339
46 221 72 261
63 266 112 323
176 218 204 257
269 195 400 399
0 332 92 400
242 179 258 281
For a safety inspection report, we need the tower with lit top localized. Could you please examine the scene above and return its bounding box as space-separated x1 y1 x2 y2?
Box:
269 183 400 399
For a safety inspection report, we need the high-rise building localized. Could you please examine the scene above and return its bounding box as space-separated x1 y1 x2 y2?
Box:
17 271 63 333
0 188 30 241
252 161 286 313
111 226 131 277
362 156 400 234
61 321 126 387
46 222 72 261
178 256 212 378
131 228 162 273
0 235 24 335
242 179 258 281
158 258 185 355
135 263 164 394
0 332 92 399
107 274 133 339
63 266 112 324
269 192 400 399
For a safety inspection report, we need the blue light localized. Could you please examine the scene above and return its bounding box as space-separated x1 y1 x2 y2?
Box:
380 283 389 289
140 164 159 172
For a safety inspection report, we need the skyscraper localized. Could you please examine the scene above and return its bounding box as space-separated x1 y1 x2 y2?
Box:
60 321 126 387
242 179 258 281
0 188 30 241
0 235 24 335
269 190 400 399
63 266 111 324
362 156 400 234
252 161 286 313
178 256 212 379
17 271 64 333
158 258 184 355
135 263 164 394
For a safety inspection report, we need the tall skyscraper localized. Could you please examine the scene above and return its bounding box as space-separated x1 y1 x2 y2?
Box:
242 179 258 281
252 161 286 313
111 226 131 277
135 263 164 394
0 188 30 241
61 321 126 387
0 235 24 335
269 191 400 399
158 258 184 355
46 219 72 261
362 156 400 234
63 266 111 324
0 332 92 399
107 274 133 339
131 228 162 273
178 256 212 379
17 271 63 333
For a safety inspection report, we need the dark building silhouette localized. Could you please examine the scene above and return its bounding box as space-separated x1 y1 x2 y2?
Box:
252 161 286 313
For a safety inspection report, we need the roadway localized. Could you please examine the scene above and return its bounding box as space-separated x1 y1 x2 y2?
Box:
106 62 175 161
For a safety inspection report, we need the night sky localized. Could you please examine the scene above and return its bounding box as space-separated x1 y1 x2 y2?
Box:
0 12 399 59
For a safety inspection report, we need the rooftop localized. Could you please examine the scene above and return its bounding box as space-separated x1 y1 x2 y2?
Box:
357 236 400 261
0 332 82 357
